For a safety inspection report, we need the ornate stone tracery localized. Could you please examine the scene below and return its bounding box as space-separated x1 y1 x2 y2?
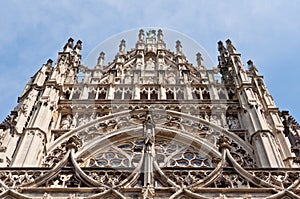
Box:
0 29 299 198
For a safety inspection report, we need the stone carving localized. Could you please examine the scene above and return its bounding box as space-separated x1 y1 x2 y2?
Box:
157 29 163 41
142 184 155 199
97 51 105 66
146 29 156 39
227 116 241 130
0 114 17 136
226 39 236 54
196 52 204 68
118 39 126 54
218 41 227 57
176 40 182 54
63 38 74 52
139 29 145 41
146 57 155 70
1 30 297 198
61 114 72 129
73 40 82 54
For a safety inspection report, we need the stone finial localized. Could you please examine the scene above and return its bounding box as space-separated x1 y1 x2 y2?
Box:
73 40 82 54
157 29 163 41
138 29 145 42
226 39 236 54
176 40 182 54
247 60 258 75
66 135 82 152
217 135 231 152
46 59 53 67
63 38 74 52
97 51 105 66
119 39 126 54
218 41 227 56
196 52 204 68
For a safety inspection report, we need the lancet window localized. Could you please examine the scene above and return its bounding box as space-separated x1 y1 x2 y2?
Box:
88 87 97 99
166 88 175 100
114 87 133 100
140 87 159 100
71 88 81 99
98 87 108 99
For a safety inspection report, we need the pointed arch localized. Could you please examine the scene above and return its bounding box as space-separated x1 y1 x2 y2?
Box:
47 109 253 160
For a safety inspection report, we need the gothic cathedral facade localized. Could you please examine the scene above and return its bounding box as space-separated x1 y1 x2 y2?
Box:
0 29 299 198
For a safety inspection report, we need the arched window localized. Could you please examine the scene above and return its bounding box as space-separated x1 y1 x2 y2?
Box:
218 90 227 99
202 90 210 100
124 90 132 99
140 89 148 100
72 89 81 99
149 87 158 100
114 90 122 99
192 87 201 99
98 87 107 99
176 88 184 100
88 90 96 99
166 90 174 100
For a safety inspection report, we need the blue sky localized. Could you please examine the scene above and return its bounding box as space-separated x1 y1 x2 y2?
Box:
0 0 300 122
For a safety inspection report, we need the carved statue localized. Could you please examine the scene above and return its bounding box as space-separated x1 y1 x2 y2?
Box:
157 29 163 41
118 39 126 54
158 55 165 69
146 30 156 39
139 29 145 41
71 113 78 128
97 51 105 67
146 57 155 70
142 184 155 199
144 113 155 146
196 52 204 67
21 103 28 115
63 38 74 52
227 116 240 129
61 114 72 129
247 60 259 75
218 41 227 57
226 39 236 54
0 114 17 136
176 40 182 54
73 40 82 54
